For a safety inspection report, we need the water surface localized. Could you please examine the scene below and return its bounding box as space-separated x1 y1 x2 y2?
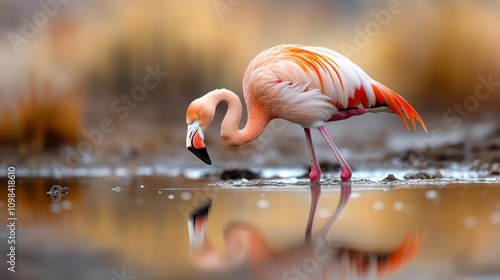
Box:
1 177 499 280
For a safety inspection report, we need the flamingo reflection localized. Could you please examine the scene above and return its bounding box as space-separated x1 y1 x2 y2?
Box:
187 184 425 279
305 184 351 241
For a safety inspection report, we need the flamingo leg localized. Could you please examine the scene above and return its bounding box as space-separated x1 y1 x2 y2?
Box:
305 185 321 241
304 128 322 240
317 126 352 182
303 128 321 183
321 183 351 240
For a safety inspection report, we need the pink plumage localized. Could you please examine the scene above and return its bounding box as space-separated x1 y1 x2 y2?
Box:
244 44 426 129
186 44 427 182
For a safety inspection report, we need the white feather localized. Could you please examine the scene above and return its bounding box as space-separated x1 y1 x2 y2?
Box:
243 44 378 127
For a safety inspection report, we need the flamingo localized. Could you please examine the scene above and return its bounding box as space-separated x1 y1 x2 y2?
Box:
186 44 427 182
187 186 426 279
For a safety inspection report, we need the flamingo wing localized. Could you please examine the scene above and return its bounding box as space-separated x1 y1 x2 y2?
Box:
243 44 427 131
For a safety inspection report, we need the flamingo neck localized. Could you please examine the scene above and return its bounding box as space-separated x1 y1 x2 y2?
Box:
205 89 268 147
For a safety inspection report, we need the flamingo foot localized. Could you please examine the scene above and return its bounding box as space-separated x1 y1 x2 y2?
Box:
309 166 321 183
340 167 352 182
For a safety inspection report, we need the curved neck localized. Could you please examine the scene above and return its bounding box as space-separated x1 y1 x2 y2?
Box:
204 89 269 146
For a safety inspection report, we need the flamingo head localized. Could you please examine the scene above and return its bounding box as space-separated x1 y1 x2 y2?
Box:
186 99 213 165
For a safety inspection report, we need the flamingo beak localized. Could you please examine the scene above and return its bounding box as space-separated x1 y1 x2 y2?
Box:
187 123 212 165
188 201 212 251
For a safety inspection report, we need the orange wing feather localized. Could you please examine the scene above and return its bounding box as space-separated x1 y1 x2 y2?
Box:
285 47 345 93
371 82 427 132
377 230 427 274
244 44 427 131
283 46 427 132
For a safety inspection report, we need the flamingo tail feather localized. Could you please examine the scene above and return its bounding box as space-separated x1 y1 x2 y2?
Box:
377 229 427 274
371 82 428 132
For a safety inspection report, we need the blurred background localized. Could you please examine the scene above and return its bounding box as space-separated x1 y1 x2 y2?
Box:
0 0 499 169
1 1 500 279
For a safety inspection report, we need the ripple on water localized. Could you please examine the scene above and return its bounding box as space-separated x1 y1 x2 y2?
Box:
393 201 404 211
464 215 477 229
491 212 500 225
373 201 385 211
425 189 438 200
181 192 192 200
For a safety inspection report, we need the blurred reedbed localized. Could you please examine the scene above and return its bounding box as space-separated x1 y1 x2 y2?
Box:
0 0 499 152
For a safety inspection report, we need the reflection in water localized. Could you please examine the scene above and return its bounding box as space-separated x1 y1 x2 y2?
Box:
306 184 352 241
188 183 425 279
1 178 498 279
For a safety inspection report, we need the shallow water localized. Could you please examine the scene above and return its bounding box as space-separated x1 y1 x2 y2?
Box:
1 177 500 280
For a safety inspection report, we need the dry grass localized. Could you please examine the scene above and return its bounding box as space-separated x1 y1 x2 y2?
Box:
0 80 84 153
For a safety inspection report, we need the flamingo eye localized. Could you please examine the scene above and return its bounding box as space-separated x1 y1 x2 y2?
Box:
188 116 199 125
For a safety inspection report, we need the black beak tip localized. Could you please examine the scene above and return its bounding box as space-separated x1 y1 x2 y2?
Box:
188 146 212 165
189 201 212 222
204 157 212 165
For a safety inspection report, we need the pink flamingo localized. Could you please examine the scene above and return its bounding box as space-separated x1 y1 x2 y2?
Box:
186 44 427 182
187 188 426 279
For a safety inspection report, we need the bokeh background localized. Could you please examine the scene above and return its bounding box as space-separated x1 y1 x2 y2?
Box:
1 1 500 280
0 0 499 169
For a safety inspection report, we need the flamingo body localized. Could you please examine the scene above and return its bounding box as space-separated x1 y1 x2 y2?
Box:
243 45 425 129
186 44 427 182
